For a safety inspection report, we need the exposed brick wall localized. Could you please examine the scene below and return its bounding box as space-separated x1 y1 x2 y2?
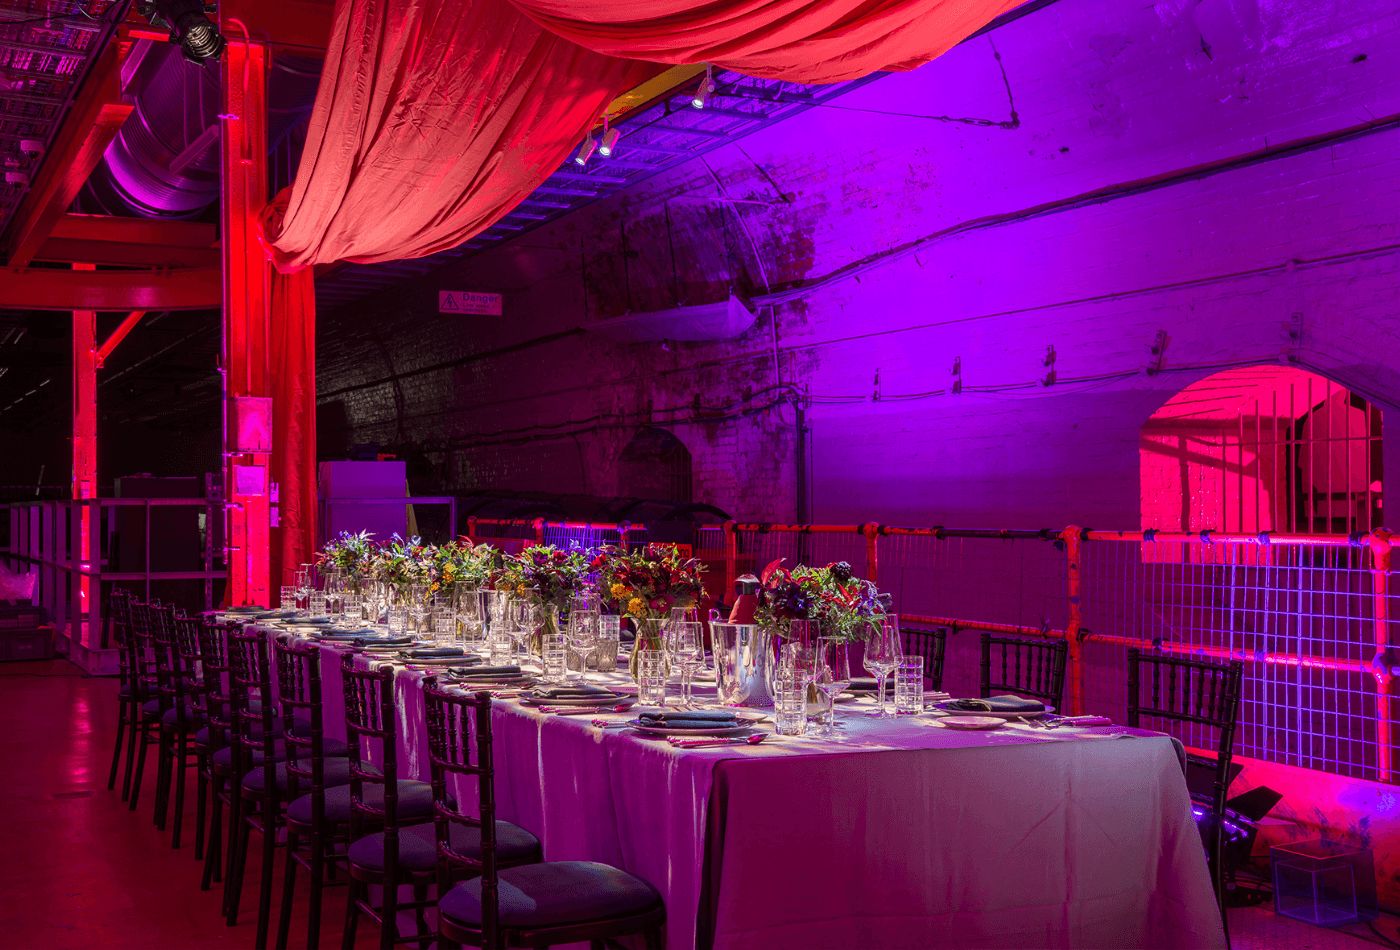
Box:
317 0 1400 531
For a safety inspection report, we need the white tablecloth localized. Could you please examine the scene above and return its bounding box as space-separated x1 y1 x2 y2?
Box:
247 622 1225 949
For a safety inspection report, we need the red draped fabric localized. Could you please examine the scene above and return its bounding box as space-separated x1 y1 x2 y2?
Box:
262 0 657 269
264 0 1016 267
508 0 1022 84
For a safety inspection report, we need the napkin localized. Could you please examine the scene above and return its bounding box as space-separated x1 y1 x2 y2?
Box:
291 615 335 625
224 605 269 614
531 685 616 699
847 677 887 691
945 695 1046 714
452 665 521 679
403 646 466 659
638 710 738 729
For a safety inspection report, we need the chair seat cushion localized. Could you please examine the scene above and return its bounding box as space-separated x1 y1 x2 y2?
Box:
288 779 434 826
240 757 356 794
213 737 348 774
439 861 661 931
347 821 539 877
161 705 205 730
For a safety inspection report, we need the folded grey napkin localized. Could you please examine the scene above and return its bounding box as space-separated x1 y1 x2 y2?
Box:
638 710 738 728
403 646 466 659
847 677 885 691
452 665 521 679
531 685 616 699
945 695 1045 713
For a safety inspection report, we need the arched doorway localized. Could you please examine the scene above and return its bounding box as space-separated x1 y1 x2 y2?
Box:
618 427 693 503
1140 366 1382 534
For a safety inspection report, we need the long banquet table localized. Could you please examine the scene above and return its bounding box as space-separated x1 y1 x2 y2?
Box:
243 619 1226 950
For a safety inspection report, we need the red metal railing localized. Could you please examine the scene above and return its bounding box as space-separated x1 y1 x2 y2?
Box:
460 517 1397 784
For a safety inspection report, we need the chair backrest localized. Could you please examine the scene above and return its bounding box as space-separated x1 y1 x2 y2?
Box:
198 619 233 750
423 679 499 936
109 588 132 684
272 634 330 802
1127 649 1244 814
149 603 183 712
341 656 399 836
128 599 162 702
979 634 1068 707
171 611 205 728
903 627 948 691
228 625 278 796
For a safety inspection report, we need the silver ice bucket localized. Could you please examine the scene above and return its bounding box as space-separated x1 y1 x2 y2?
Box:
712 622 776 707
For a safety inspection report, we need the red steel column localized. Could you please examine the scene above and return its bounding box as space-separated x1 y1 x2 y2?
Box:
221 38 272 606
1063 526 1085 716
72 263 97 644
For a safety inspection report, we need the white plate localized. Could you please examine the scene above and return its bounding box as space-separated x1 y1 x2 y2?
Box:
628 713 765 737
936 716 1005 731
934 701 1054 721
520 691 628 707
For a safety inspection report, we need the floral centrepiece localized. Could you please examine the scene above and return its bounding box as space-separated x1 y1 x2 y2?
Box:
599 544 706 672
755 559 886 642
317 530 375 590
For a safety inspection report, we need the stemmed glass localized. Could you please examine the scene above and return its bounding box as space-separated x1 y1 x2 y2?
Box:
667 622 705 706
507 596 540 664
294 565 312 612
862 617 903 718
565 607 599 684
813 636 852 738
323 570 345 620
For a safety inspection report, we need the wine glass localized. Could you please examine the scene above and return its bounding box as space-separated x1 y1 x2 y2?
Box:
667 622 705 706
565 608 599 684
814 637 852 738
294 566 312 612
862 617 903 718
323 570 345 620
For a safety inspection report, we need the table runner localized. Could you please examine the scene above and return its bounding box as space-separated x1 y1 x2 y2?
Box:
244 621 1225 949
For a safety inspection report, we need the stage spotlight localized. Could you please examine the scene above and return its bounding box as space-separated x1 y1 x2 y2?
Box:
574 131 597 166
598 119 620 157
691 66 715 109
138 0 226 64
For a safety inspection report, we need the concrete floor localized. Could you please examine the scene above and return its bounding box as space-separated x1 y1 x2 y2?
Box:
3 658 1398 949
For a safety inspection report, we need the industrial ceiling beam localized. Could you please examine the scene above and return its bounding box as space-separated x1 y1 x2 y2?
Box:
35 214 220 268
0 266 220 311
3 45 133 269
95 311 147 368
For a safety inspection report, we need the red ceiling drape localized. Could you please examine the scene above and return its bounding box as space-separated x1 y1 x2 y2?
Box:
263 0 657 269
263 0 1017 268
507 0 1022 84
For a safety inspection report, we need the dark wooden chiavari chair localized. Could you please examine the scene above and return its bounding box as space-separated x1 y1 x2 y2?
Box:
197 617 234 881
162 610 210 849
979 634 1068 708
433 683 664 950
271 633 353 950
1127 649 1243 938
126 598 167 814
224 624 285 947
339 658 438 950
902 626 948 691
107 588 144 799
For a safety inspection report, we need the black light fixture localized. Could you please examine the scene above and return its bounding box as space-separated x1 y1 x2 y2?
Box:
597 117 620 157
574 129 597 166
138 0 225 64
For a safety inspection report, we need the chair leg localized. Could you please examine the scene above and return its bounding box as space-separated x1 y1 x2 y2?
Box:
172 733 189 848
194 758 208 860
154 731 171 829
226 807 251 924
224 785 245 911
275 828 299 950
130 726 151 812
413 881 431 950
381 848 400 950
256 810 278 950
341 881 361 950
107 701 127 790
308 831 326 950
121 708 140 801
202 781 224 891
